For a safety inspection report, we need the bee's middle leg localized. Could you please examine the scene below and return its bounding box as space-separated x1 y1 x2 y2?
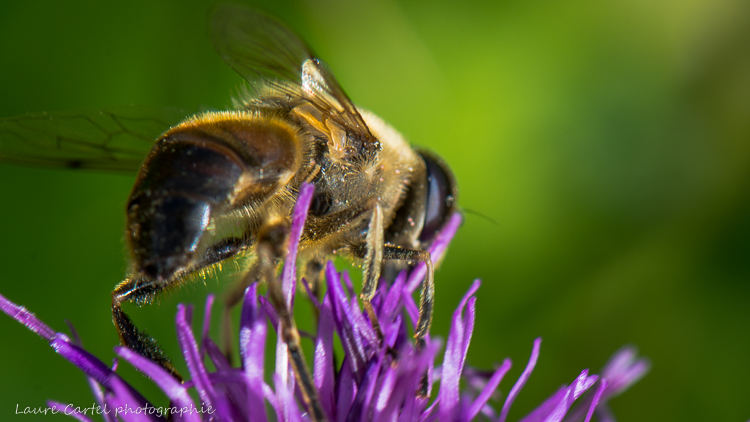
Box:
304 259 325 323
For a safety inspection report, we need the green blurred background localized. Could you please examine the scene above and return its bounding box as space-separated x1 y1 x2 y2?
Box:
1 0 749 420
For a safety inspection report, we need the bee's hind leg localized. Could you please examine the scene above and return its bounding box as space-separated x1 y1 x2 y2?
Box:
258 220 328 422
112 236 249 381
112 279 183 381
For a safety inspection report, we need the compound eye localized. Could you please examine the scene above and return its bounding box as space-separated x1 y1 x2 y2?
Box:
419 153 456 243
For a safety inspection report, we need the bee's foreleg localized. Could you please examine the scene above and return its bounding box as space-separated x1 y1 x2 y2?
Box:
359 202 386 341
380 246 434 347
351 242 435 396
308 197 387 339
111 279 183 381
381 245 434 398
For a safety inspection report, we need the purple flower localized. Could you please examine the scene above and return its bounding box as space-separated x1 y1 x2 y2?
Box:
0 183 648 422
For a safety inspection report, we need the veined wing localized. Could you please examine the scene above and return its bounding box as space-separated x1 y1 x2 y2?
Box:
0 105 188 172
210 3 380 153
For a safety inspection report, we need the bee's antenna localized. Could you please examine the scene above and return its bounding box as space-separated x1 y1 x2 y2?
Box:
462 208 499 227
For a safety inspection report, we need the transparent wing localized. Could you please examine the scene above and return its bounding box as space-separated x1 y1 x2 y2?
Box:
0 105 188 172
210 3 379 152
210 3 312 85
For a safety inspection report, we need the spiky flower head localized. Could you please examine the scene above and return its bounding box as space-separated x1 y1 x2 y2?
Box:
0 183 648 421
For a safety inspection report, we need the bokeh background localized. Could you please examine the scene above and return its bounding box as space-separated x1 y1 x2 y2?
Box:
1 0 749 420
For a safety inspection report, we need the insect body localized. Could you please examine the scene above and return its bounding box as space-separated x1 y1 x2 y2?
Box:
0 3 457 412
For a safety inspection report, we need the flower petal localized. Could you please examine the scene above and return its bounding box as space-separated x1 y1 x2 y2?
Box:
439 280 480 422
274 183 314 392
259 296 279 328
401 287 420 330
199 294 215 356
350 348 386 422
342 271 378 348
314 291 336 420
63 321 118 422
115 346 201 422
600 346 650 399
327 263 368 378
0 293 56 340
518 386 567 422
50 335 153 412
381 270 407 322
175 304 232 421
583 379 608 422
282 182 315 307
499 337 542 422
406 212 462 293
336 356 357 422
240 283 269 422
108 375 162 422
274 373 303 422
540 371 597 422
466 359 512 421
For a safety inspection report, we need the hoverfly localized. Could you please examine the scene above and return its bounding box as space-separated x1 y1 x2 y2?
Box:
0 3 457 414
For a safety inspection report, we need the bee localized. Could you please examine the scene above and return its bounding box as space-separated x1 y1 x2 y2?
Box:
0 3 457 413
